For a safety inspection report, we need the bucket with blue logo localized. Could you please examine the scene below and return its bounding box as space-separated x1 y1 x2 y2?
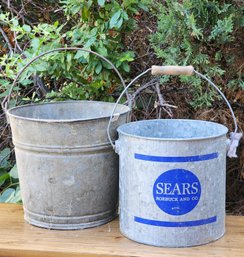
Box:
117 119 228 247
108 65 241 247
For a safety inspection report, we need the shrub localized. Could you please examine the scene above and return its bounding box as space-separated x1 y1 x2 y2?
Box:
0 0 150 201
0 0 149 104
150 0 244 108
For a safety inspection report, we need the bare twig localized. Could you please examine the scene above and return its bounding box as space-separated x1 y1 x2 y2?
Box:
1 0 32 25
145 26 153 33
0 124 9 139
54 8 63 13
33 75 49 98
155 83 177 118
65 77 84 87
131 78 158 100
0 26 13 55
134 53 151 61
13 31 23 53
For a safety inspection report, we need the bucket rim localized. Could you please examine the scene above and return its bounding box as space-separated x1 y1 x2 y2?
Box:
117 119 228 141
7 100 131 123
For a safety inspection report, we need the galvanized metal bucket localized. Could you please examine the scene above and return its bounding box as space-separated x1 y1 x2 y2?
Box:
107 66 242 247
3 48 131 230
117 119 227 247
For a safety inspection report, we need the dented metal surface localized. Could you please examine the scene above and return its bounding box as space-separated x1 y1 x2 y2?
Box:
7 100 130 230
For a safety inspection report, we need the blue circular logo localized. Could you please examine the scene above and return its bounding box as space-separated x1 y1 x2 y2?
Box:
153 169 201 216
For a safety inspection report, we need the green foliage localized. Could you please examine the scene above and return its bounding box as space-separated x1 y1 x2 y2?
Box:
0 0 150 201
0 148 20 203
0 0 148 103
150 0 244 108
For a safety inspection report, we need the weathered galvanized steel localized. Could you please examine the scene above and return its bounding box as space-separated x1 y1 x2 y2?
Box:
7 101 130 229
116 119 228 247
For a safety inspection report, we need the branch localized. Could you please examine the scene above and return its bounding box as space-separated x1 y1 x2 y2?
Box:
131 78 159 100
13 31 23 53
0 26 13 55
33 75 49 98
1 0 32 26
155 83 177 118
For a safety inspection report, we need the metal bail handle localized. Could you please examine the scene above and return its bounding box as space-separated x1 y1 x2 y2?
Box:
107 65 242 158
2 47 130 111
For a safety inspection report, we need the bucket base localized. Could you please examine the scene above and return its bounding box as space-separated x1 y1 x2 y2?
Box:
120 228 225 248
24 208 117 230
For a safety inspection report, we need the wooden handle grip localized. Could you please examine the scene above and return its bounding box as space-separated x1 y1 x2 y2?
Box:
151 65 194 76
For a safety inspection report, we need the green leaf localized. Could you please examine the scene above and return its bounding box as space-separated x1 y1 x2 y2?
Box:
119 52 135 62
33 63 48 72
95 62 102 74
12 18 18 27
74 49 90 61
0 81 11 97
0 79 10 88
9 187 21 203
115 18 123 29
66 53 72 71
109 10 121 29
54 20 59 27
122 62 130 72
240 81 244 90
0 90 10 98
0 188 15 203
98 0 105 7
0 148 10 161
121 11 129 20
101 60 113 69
83 37 96 48
9 165 18 179
0 172 10 187
19 78 33 86
31 38 40 50
71 5 81 15
0 148 11 166
22 24 31 32
138 2 149 11
97 45 108 57
82 6 90 20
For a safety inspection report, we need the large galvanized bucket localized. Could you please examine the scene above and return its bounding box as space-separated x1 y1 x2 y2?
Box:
3 48 131 230
107 65 242 247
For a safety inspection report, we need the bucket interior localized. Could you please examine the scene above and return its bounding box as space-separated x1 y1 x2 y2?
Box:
7 101 130 121
118 119 228 140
